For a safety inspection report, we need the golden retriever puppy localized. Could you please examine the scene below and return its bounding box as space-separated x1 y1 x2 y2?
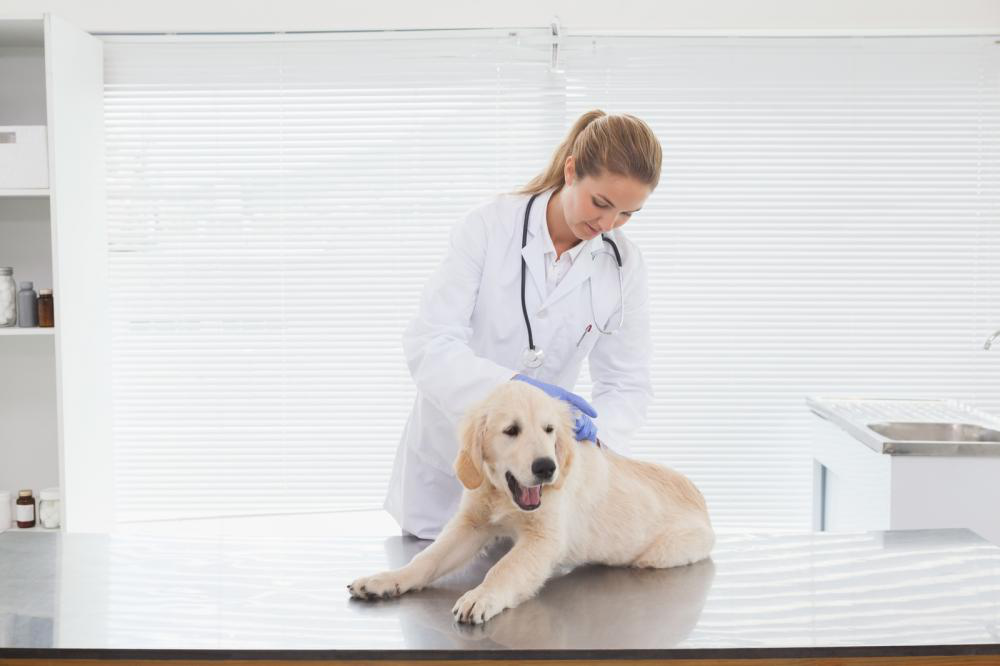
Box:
348 380 715 624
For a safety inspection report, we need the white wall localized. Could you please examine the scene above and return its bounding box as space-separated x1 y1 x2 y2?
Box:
1 0 999 34
0 335 59 514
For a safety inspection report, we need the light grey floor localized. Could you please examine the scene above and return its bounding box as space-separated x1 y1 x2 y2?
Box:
1 527 999 651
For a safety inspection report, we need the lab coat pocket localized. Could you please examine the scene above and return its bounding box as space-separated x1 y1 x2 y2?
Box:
567 321 600 367
589 266 624 334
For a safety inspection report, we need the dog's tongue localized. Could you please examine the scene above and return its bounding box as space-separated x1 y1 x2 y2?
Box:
519 484 541 507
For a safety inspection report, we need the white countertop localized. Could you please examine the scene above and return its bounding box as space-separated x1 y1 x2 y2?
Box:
806 396 1000 456
2 527 1000 658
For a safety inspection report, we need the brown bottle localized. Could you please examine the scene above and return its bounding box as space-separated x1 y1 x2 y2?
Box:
16 490 36 528
37 289 54 328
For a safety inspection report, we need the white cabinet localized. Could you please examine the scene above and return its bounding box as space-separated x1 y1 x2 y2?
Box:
811 410 1000 546
0 15 111 532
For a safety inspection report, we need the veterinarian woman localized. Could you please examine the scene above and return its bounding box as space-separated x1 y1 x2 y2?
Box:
385 109 661 539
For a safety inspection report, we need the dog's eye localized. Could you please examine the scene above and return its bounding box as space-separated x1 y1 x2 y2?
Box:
543 425 554 434
503 424 520 437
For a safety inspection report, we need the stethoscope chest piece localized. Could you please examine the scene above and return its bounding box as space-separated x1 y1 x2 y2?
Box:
520 347 545 369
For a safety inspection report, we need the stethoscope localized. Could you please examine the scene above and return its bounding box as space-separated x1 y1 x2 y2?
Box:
519 191 625 370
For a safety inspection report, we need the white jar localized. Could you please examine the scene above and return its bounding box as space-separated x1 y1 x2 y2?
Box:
38 487 60 529
0 268 15 327
0 491 10 532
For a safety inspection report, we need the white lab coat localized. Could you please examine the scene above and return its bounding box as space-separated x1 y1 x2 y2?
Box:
383 187 653 539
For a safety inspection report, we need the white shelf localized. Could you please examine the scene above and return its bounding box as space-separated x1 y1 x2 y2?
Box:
0 189 50 198
0 327 54 336
2 524 59 533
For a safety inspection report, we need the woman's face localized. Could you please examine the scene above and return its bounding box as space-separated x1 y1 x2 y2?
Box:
559 156 652 241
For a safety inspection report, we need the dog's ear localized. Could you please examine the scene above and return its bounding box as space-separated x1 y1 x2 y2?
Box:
551 401 576 490
455 402 488 490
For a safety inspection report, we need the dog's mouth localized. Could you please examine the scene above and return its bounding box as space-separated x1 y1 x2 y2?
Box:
506 471 543 511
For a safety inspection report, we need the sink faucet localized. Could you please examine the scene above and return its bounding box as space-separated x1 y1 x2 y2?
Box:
985 329 1000 350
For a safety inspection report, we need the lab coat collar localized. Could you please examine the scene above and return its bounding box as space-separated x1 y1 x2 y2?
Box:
540 214 589 265
520 188 605 311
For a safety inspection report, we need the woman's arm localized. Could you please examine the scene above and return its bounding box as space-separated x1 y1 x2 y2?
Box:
403 206 517 425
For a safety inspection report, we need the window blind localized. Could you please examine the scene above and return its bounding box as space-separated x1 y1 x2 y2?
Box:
103 33 1000 529
571 35 1000 528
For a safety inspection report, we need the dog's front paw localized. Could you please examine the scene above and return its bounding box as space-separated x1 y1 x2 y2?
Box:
452 585 507 624
347 572 408 601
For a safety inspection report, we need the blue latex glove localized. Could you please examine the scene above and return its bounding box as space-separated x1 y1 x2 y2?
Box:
572 409 598 443
512 374 598 442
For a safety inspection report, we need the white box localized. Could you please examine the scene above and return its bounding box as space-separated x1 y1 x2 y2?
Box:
0 126 49 190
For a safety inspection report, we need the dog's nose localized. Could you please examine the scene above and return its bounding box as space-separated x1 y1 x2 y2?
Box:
532 457 556 481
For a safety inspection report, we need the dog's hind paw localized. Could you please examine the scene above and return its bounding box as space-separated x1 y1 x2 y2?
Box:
347 572 407 600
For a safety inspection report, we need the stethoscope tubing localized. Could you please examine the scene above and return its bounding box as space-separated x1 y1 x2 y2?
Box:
520 191 623 359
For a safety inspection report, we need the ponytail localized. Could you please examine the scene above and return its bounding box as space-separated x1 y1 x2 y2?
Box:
514 109 662 195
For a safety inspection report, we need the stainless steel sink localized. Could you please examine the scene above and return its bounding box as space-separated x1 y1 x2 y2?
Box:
806 396 1000 456
867 422 1000 443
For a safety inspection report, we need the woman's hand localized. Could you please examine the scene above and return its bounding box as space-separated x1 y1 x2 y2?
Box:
512 374 598 442
572 410 597 442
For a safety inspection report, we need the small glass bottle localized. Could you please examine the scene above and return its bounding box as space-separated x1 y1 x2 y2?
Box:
16 490 36 528
17 281 37 327
37 289 54 328
0 268 15 327
38 488 60 529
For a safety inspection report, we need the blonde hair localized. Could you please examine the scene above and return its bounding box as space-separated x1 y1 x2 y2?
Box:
514 109 662 195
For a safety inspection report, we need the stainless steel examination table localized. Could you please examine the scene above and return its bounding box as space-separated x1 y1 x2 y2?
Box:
1 528 999 665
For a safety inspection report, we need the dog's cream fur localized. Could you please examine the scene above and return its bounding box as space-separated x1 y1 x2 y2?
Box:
348 381 715 624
